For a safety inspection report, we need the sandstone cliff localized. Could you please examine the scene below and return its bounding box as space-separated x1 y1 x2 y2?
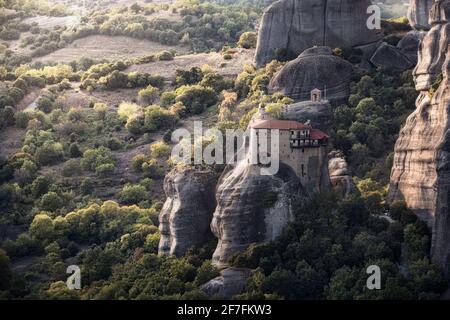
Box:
268 46 353 103
389 0 450 275
211 162 303 269
408 0 434 30
254 0 382 67
158 167 218 257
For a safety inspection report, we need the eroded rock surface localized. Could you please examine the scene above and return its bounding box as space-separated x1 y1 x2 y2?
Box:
254 0 382 67
282 100 333 132
414 0 450 90
211 163 303 268
397 30 425 65
158 167 218 257
370 42 415 71
268 46 353 103
200 268 251 299
328 152 356 198
389 0 450 275
408 0 434 30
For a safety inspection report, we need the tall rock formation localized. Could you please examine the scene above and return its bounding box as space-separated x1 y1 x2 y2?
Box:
408 0 434 30
328 151 356 198
211 163 303 268
268 46 353 103
254 0 382 67
389 0 450 275
158 167 218 257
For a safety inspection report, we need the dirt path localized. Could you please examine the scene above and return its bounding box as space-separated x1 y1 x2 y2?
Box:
17 90 40 111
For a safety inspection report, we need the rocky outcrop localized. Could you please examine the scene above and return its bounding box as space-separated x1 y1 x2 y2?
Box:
370 42 415 71
328 152 356 198
408 0 434 30
389 0 450 275
200 268 251 299
397 30 425 65
414 1 450 90
158 167 218 257
282 100 333 132
254 0 382 67
211 163 303 268
268 46 353 103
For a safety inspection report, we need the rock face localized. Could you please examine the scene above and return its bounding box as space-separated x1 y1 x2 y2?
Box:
397 30 425 65
282 100 332 132
211 162 303 268
328 152 356 198
200 268 251 299
414 1 450 90
408 0 434 30
268 46 353 103
389 0 450 275
370 42 415 71
254 0 382 67
158 167 218 257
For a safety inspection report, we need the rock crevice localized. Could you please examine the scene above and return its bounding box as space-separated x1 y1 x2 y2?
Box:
158 167 218 257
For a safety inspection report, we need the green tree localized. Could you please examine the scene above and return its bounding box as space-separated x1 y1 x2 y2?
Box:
31 176 50 198
138 85 160 104
36 96 54 113
143 105 177 132
69 143 82 158
80 177 94 195
30 213 55 241
238 32 257 49
194 261 220 286
41 192 64 212
156 51 174 61
0 249 12 291
150 141 170 158
175 85 218 114
120 184 147 204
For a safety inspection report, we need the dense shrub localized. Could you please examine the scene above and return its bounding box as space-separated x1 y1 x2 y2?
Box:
120 184 147 204
175 85 218 114
237 31 257 49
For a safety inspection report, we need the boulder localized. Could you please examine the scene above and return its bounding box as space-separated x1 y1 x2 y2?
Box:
370 42 414 71
408 0 434 30
158 167 218 257
268 46 353 103
200 268 251 299
254 0 382 67
211 163 303 269
397 30 425 65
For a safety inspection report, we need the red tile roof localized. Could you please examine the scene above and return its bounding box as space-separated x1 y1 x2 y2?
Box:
310 129 329 140
250 119 310 130
250 119 329 140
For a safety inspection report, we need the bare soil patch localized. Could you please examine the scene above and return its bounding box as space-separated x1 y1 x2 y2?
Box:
33 35 190 63
126 48 255 80
22 15 81 30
